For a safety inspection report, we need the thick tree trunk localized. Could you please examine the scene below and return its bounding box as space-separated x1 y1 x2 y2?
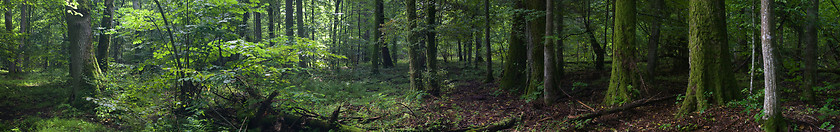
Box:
603 0 637 106
12 1 28 75
802 0 818 104
426 0 439 96
377 0 393 68
525 0 546 95
543 0 559 105
285 0 295 39
485 0 493 83
761 0 785 131
296 0 304 38
407 0 423 91
678 0 739 115
97 0 114 72
66 0 101 105
500 1 527 92
646 0 663 83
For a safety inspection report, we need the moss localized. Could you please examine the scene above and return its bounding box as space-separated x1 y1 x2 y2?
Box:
603 0 638 106
762 114 787 132
677 0 738 115
500 1 528 93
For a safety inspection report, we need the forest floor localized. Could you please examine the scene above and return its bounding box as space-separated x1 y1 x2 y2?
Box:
396 62 840 131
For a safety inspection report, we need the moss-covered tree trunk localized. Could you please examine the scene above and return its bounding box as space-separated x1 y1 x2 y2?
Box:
426 0 439 96
500 1 527 93
761 0 786 131
525 0 546 95
603 0 637 105
66 0 102 106
406 0 423 91
801 0 818 104
677 0 739 115
372 0 383 74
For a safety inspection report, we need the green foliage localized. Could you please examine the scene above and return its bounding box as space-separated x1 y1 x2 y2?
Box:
33 118 110 132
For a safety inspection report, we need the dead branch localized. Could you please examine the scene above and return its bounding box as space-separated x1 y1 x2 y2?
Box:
568 95 676 121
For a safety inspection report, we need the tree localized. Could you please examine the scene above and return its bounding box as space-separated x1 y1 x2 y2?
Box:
66 0 101 105
500 1 527 92
761 0 785 131
269 0 275 46
801 0 818 104
406 0 422 91
285 0 294 39
12 0 28 75
646 0 663 82
2 0 11 72
525 0 546 95
581 0 605 71
484 0 492 83
254 1 262 42
554 0 563 77
379 0 393 68
426 0 439 96
372 0 382 74
296 0 304 38
677 0 739 115
543 0 559 105
97 0 115 72
603 0 637 105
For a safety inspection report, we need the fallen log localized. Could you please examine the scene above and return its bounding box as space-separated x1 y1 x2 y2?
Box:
568 95 676 121
446 113 522 132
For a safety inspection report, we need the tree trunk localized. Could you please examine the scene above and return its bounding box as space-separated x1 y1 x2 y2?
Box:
407 0 423 91
761 0 786 131
372 0 383 73
475 30 483 64
678 0 739 115
603 0 637 106
426 0 439 96
525 0 546 95
241 0 251 41
2 0 12 72
500 1 527 93
646 0 663 84
543 0 559 105
555 0 564 77
802 0 818 104
97 0 114 72
582 1 605 71
254 5 262 42
12 1 28 75
485 0 493 83
378 0 393 68
285 0 295 39
296 0 305 38
269 1 275 46
66 0 101 105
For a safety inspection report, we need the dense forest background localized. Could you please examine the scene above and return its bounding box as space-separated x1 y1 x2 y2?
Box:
1 0 839 131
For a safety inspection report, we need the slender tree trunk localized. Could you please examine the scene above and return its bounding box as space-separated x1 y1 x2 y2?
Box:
555 0 564 77
485 0 493 83
407 0 423 91
3 0 13 72
802 0 818 104
761 0 786 131
11 1 28 75
269 1 275 46
500 1 527 92
97 0 115 72
646 0 663 84
543 0 559 105
475 30 483 64
458 39 464 61
426 0 439 96
66 0 101 105
285 0 295 39
379 0 393 68
678 0 739 115
331 0 341 66
582 0 605 71
254 4 262 42
241 0 251 41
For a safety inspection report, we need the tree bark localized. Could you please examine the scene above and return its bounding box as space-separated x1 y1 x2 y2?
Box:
66 0 101 105
802 0 818 104
646 0 663 84
525 0 546 95
555 0 564 77
484 0 493 83
372 0 383 73
500 1 527 93
677 0 739 115
97 0 114 72
254 4 262 42
285 0 295 39
296 0 305 38
377 0 393 68
761 0 786 131
426 0 439 96
11 1 28 75
407 0 423 91
241 0 251 41
543 0 559 105
269 0 275 46
603 0 637 106
2 0 11 73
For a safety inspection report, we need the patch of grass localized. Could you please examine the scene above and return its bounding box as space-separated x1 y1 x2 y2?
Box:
32 118 110 132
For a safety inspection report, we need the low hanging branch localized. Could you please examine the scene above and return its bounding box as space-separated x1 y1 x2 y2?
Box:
568 95 677 121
